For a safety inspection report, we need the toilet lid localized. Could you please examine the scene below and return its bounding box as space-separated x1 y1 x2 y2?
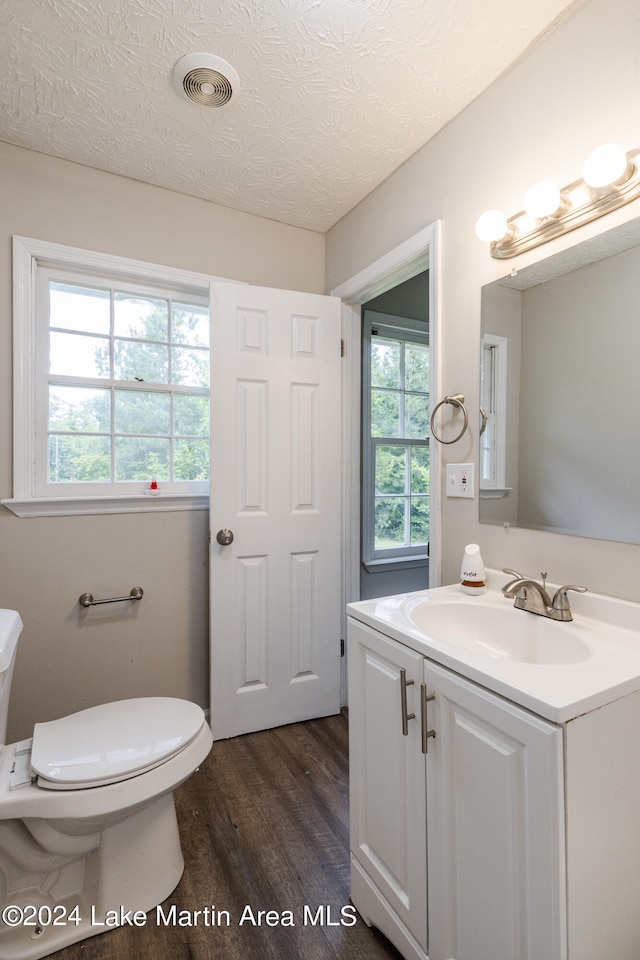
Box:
31 697 205 790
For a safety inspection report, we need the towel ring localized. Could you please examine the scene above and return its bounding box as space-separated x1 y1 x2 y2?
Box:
430 393 469 444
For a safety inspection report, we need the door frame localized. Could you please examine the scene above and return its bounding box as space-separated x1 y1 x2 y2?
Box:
331 223 442 698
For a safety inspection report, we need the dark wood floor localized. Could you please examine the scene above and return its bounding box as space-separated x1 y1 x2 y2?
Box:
52 713 403 960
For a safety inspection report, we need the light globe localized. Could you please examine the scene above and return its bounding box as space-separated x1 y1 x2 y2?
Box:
524 181 562 219
583 144 628 188
475 209 508 243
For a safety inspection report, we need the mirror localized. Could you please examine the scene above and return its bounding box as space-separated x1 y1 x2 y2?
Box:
479 217 640 544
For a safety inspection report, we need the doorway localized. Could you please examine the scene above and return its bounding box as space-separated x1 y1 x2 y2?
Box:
361 271 430 600
331 223 441 698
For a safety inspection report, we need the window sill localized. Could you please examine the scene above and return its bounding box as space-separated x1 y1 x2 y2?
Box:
479 487 512 500
1 494 209 518
362 554 428 573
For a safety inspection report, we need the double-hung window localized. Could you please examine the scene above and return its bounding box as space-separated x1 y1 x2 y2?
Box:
6 237 211 516
362 312 430 565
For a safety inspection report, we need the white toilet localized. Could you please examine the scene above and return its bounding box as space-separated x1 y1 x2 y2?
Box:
0 609 213 960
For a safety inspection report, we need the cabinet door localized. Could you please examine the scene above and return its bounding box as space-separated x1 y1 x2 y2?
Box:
426 661 566 960
347 618 428 952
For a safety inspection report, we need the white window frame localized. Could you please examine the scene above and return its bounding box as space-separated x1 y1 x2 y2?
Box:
4 236 215 517
362 311 430 567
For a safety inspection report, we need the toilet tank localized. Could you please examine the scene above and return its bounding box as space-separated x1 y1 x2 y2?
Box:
0 610 23 746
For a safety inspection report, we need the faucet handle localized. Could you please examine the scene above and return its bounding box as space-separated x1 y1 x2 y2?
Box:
551 584 588 619
501 569 528 600
554 583 588 598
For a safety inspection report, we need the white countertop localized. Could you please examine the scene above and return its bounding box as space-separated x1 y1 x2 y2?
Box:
347 570 640 723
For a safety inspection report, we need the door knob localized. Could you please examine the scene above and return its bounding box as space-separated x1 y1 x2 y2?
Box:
216 528 234 546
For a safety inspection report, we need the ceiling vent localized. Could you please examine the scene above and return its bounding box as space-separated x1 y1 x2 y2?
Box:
173 53 240 108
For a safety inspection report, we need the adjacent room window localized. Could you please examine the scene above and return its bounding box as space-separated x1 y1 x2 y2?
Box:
362 312 430 564
7 237 211 516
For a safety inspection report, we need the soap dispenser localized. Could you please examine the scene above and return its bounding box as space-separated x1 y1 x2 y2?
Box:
460 543 486 595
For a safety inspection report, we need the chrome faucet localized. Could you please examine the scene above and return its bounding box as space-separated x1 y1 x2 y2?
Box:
501 568 587 622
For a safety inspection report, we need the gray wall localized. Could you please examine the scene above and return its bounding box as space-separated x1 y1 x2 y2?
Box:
0 142 325 742
326 0 640 602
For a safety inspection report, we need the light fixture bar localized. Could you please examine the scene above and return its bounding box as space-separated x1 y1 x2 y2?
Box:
480 147 640 260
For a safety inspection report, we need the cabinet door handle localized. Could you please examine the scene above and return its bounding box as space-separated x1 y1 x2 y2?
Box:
421 683 436 754
400 668 416 735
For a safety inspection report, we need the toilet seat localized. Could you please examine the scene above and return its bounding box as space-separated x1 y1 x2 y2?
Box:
31 697 205 790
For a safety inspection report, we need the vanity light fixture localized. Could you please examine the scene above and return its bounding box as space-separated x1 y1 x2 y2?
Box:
476 144 640 259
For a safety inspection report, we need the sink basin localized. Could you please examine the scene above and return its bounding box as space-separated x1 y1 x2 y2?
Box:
402 598 591 665
348 575 640 722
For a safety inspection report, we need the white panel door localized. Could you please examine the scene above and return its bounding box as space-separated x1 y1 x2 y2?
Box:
209 281 342 739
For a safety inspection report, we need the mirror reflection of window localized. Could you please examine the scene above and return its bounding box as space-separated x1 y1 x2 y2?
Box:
480 334 507 492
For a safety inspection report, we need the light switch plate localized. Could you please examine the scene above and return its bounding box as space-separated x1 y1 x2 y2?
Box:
446 463 474 498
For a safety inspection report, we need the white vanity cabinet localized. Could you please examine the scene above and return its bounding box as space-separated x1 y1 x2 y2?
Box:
348 619 429 956
348 617 565 960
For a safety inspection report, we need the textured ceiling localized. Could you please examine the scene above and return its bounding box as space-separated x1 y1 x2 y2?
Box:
0 0 577 232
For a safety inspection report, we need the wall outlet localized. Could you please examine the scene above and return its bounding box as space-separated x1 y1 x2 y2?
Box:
446 463 474 498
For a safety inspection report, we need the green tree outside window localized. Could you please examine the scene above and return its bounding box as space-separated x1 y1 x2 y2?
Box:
47 283 209 485
363 317 430 560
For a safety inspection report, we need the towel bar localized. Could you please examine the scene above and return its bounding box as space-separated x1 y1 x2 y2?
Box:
79 587 144 607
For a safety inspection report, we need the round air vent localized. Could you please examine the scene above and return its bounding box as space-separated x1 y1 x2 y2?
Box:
173 53 240 108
